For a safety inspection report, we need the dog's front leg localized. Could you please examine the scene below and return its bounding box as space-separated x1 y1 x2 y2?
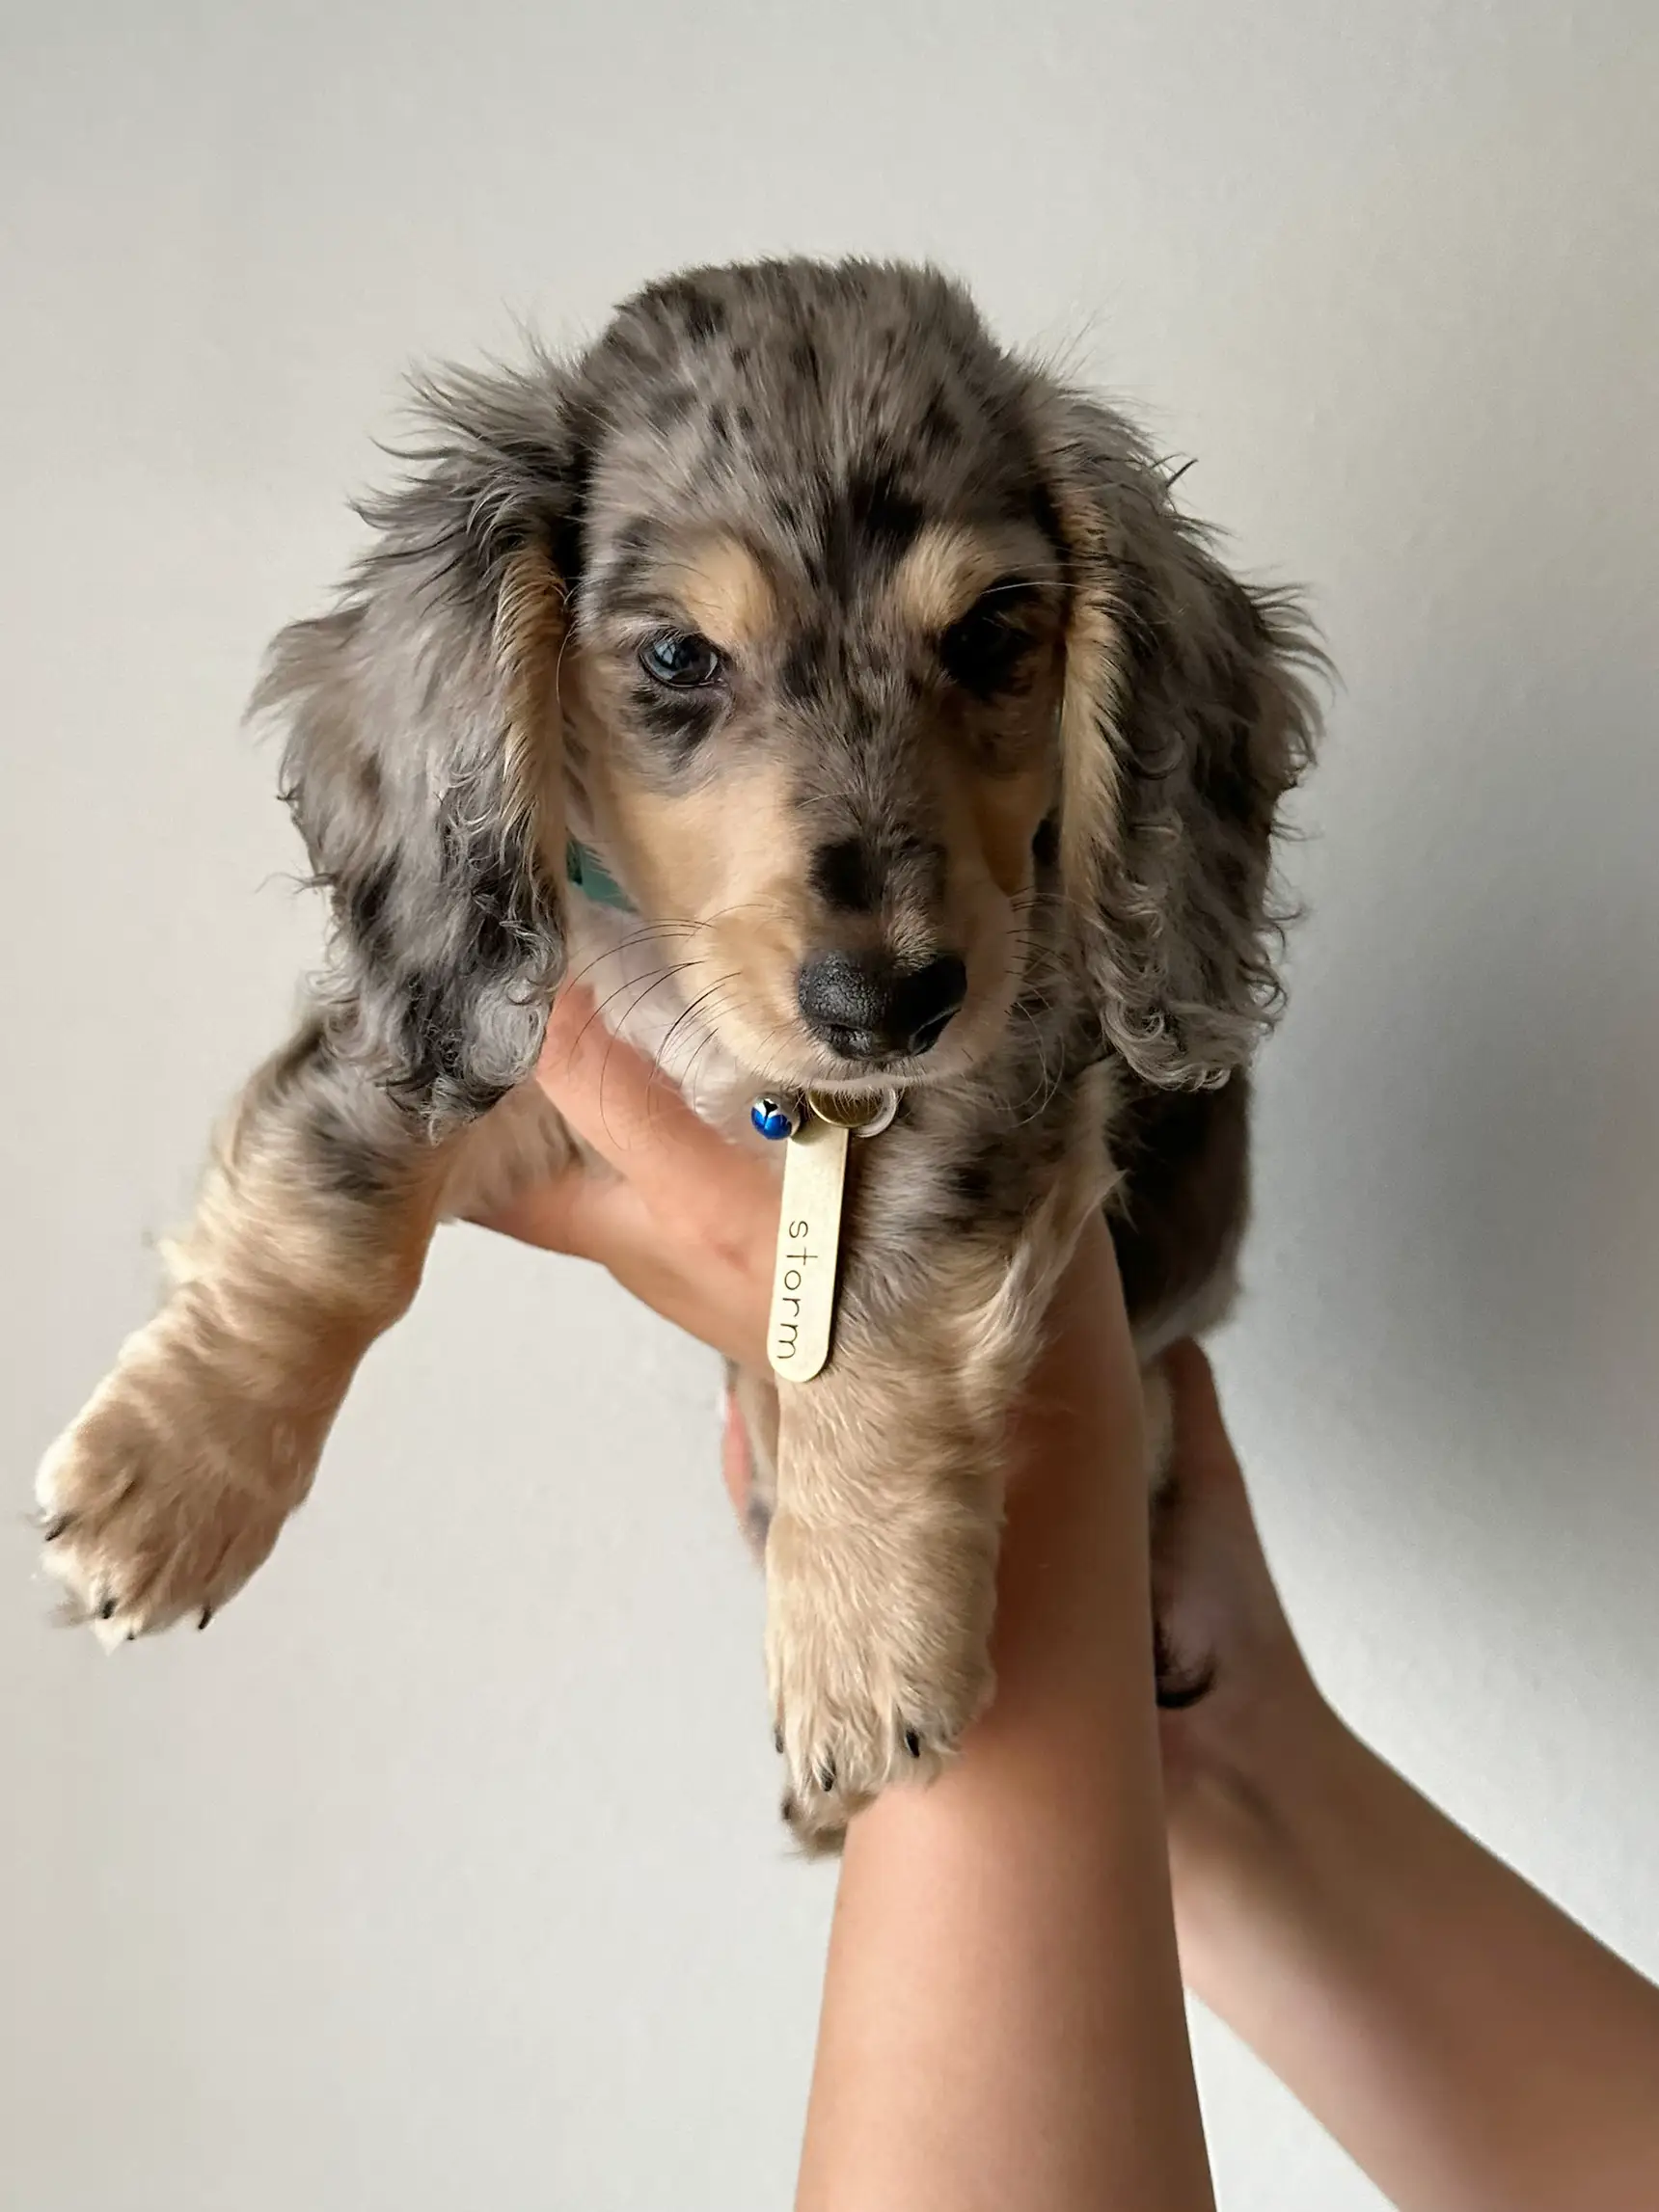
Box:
767 1087 1111 1849
35 1020 466 1641
767 1296 1001 1850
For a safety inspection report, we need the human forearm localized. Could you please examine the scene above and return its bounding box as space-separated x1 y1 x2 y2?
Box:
797 1231 1214 2212
1173 1700 1659 2212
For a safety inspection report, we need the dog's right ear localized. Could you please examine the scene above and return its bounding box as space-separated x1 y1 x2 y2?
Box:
254 358 592 1132
1040 391 1320 1091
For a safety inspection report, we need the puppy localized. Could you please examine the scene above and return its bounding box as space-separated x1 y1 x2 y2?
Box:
36 258 1318 1848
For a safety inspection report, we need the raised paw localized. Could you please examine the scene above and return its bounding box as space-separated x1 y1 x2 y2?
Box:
765 1507 996 1852
35 1308 330 1647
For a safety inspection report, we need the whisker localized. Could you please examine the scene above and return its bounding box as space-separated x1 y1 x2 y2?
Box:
551 606 581 717
616 959 704 1030
558 921 709 997
968 574 1068 603
568 961 697 1058
1005 1004 1061 1128
735 1012 809 1093
643 973 745 1115
672 1020 731 1111
669 986 770 1116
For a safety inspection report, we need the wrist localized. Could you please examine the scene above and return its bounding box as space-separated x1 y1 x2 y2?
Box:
1166 1673 1356 1981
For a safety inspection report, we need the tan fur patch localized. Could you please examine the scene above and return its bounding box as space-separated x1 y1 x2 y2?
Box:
666 534 778 649
890 523 1004 632
889 520 1059 634
493 545 567 839
1057 585 1126 896
613 758 797 918
1046 472 1129 908
605 758 816 1054
967 764 1052 899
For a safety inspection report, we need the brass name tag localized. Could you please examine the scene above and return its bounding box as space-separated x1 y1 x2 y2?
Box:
766 1112 850 1382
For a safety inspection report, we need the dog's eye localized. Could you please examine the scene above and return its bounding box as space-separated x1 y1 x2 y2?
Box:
939 584 1041 697
639 631 723 689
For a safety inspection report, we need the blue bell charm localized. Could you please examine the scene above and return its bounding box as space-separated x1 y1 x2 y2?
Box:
750 1093 802 1143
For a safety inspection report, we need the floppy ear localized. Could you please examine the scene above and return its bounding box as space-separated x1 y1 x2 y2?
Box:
1046 396 1322 1089
254 360 588 1132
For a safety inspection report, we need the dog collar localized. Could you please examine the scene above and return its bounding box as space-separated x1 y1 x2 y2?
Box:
564 840 635 913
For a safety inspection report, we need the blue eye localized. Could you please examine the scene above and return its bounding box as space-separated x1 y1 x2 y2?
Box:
640 631 723 688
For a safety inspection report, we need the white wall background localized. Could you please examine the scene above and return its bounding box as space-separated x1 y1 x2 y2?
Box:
4 5 1654 2206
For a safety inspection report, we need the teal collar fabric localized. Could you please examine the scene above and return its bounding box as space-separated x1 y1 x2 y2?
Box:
564 840 635 913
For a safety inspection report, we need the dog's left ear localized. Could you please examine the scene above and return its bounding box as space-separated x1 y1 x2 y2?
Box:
1044 396 1322 1089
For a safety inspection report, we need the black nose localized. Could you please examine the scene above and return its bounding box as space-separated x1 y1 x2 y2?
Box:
796 951 967 1062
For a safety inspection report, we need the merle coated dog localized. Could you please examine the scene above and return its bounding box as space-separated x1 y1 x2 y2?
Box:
38 258 1318 1848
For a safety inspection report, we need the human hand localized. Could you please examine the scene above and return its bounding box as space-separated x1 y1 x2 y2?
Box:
476 985 777 1372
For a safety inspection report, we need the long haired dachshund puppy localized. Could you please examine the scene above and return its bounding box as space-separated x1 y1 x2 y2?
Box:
37 258 1318 1848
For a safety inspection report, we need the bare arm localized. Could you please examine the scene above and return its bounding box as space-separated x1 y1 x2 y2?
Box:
1157 1345 1659 2212
796 1224 1214 2212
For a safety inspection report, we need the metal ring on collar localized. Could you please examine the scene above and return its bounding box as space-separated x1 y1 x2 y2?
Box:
805 1086 900 1139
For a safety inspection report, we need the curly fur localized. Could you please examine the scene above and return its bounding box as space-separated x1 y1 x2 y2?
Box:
1042 391 1321 1086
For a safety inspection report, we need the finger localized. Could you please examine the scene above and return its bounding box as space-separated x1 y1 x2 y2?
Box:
535 988 776 1239
1156 1341 1265 1560
1162 1340 1238 1477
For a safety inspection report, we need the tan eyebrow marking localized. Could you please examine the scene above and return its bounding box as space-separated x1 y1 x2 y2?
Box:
890 523 1005 633
666 535 778 648
889 521 1061 634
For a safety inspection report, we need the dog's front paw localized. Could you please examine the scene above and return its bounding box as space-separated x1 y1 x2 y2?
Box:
765 1507 996 1851
36 1309 327 1645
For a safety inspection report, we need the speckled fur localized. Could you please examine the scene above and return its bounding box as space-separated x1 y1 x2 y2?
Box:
36 259 1319 1846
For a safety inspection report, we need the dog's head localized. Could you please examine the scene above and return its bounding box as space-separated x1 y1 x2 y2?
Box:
261 259 1317 1126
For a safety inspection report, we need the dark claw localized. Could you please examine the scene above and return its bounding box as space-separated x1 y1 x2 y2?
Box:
904 1728 922 1758
816 1762 836 1793
98 1597 118 1621
42 1514 71 1543
773 1727 784 1755
198 1605 215 1632
125 1629 139 1643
